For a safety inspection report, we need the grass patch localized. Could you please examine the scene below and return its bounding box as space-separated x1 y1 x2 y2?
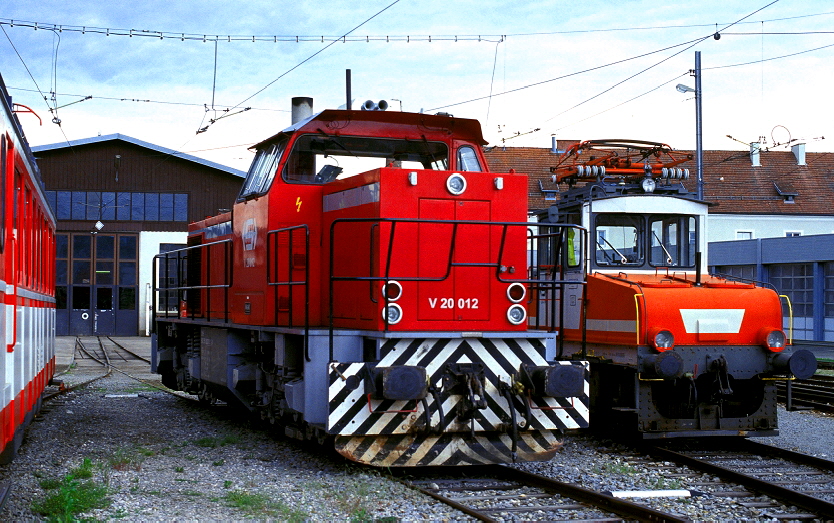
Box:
108 447 146 471
193 434 241 448
31 466 111 519
70 458 94 479
120 384 158 393
595 461 640 474
224 491 306 520
652 477 683 490
213 459 225 467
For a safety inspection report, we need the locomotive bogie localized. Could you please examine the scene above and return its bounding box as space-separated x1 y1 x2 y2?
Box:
153 324 590 466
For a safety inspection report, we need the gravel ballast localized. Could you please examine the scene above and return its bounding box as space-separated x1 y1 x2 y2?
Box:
1 338 833 521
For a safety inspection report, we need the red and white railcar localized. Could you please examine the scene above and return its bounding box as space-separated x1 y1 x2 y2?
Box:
0 73 57 462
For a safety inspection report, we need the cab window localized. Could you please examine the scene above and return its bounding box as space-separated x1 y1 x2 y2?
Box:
282 134 449 184
239 139 287 199
649 215 696 267
594 214 643 266
456 146 482 172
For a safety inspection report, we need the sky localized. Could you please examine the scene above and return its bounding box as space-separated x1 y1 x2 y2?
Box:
1 0 832 172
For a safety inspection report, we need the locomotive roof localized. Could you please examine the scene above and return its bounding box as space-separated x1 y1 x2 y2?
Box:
253 109 488 149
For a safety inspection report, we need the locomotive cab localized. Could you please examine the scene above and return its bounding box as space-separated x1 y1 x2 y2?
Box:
537 139 816 438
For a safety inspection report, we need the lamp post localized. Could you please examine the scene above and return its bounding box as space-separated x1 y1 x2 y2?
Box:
675 51 704 201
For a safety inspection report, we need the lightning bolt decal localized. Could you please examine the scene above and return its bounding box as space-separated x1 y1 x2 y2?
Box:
296 197 302 212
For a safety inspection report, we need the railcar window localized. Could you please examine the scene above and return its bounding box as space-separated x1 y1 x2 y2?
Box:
456 146 482 172
239 140 286 199
649 215 696 268
594 214 643 266
283 135 449 184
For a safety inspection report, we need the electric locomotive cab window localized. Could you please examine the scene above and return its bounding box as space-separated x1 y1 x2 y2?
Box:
283 135 449 184
649 215 696 267
594 214 643 266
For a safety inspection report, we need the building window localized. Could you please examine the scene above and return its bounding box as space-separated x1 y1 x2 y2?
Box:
45 191 189 222
770 263 814 340
736 231 753 240
715 265 757 282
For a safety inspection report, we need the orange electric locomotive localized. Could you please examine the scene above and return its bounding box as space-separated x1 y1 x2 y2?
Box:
152 98 590 466
535 139 817 438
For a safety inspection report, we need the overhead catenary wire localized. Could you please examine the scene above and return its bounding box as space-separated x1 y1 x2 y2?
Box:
1 10 830 42
220 0 404 124
1 23 76 150
468 0 791 139
545 37 834 137
5 86 289 112
426 35 709 112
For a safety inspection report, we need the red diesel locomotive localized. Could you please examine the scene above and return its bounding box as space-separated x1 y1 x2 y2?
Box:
0 73 57 462
535 139 817 438
152 98 590 467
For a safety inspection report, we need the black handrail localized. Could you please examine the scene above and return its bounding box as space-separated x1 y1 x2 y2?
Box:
151 239 233 332
266 225 310 362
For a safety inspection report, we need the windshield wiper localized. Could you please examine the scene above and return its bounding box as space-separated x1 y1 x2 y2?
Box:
652 231 674 265
600 236 629 264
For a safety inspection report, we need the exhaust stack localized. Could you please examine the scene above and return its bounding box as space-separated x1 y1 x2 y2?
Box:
291 97 313 125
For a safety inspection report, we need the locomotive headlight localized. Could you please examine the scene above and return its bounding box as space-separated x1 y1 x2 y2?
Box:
446 173 467 195
641 177 657 193
382 280 402 301
763 329 787 352
507 304 527 325
506 283 526 303
651 329 675 351
383 303 403 325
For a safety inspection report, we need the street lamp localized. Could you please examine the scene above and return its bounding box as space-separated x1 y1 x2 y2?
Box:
676 52 704 201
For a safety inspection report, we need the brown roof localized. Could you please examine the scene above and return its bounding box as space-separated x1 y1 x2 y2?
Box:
484 143 834 215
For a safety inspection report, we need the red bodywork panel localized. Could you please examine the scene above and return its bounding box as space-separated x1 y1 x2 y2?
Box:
563 273 784 348
185 109 530 332
323 167 528 331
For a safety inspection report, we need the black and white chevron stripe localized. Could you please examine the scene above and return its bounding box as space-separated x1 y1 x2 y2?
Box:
333 429 563 467
328 337 589 438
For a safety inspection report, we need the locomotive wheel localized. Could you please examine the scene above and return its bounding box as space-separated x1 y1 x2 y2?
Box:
197 383 216 406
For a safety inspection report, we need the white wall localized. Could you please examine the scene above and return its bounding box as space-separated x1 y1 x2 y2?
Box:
138 231 188 336
707 214 834 242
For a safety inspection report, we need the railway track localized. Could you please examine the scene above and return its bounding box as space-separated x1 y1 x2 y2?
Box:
778 374 834 413
644 439 834 520
45 337 174 402
397 466 688 522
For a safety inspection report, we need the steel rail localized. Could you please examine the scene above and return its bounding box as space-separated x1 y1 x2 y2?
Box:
645 443 834 520
398 466 688 522
105 336 152 364
44 337 113 401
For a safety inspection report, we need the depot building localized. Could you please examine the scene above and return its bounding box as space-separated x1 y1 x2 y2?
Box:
33 134 245 336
